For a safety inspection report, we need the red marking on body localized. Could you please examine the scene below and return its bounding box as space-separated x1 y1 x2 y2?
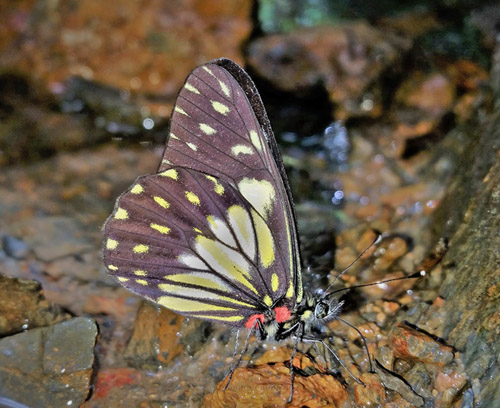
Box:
274 306 291 323
245 314 265 329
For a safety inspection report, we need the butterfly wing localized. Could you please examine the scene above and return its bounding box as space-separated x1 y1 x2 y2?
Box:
103 59 302 327
160 59 302 305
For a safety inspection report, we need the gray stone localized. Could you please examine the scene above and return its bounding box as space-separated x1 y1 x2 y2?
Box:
0 317 97 408
2 235 30 259
7 216 93 262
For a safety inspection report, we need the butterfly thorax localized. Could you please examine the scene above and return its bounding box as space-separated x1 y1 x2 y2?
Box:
254 293 345 342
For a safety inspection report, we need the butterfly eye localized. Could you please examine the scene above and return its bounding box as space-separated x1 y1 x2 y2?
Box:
314 302 329 319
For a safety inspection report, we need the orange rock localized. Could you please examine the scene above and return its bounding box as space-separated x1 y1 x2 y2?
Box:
354 373 386 407
391 322 454 365
203 353 348 408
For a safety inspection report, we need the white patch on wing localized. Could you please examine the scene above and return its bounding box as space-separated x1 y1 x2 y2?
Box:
194 235 258 295
207 215 237 248
227 205 256 260
179 254 209 270
237 178 276 219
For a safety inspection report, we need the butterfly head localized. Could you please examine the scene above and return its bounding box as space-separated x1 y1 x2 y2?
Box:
295 293 345 335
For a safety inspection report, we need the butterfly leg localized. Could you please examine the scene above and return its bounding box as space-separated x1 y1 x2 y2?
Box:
336 316 373 372
288 322 304 403
303 337 366 386
223 322 257 390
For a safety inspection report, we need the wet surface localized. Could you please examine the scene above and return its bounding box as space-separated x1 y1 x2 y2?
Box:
1 1 499 407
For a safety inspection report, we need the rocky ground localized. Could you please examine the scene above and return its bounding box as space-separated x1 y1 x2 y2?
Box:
0 1 499 407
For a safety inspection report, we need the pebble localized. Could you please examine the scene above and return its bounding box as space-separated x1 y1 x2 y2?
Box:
2 235 30 259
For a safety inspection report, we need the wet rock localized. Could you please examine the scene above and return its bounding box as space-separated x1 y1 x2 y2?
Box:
395 72 456 117
0 274 69 337
7 216 93 261
416 46 500 407
0 317 97 407
0 0 252 99
45 250 114 284
124 301 184 370
247 22 411 120
2 235 29 259
391 322 455 365
203 350 348 408
92 367 141 400
0 78 104 165
353 372 386 407
375 360 425 407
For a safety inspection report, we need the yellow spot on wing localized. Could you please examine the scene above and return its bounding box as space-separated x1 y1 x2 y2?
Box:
231 145 253 156
114 207 128 220
136 279 148 286
193 227 202 233
195 315 243 323
108 265 118 271
106 239 118 250
168 273 229 292
134 270 147 276
150 223 170 235
263 295 273 307
157 295 236 313
185 83 200 94
284 210 302 303
131 184 143 194
205 175 224 195
202 66 214 76
117 277 129 282
185 191 200 206
271 273 279 292
251 209 275 268
186 142 198 151
174 106 189 116
158 283 254 308
238 178 276 219
200 123 216 135
211 100 230 115
218 80 230 97
250 130 262 151
133 244 149 254
159 169 178 180
154 196 170 209
169 133 179 140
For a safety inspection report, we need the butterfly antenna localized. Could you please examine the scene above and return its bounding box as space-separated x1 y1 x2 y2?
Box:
324 232 383 295
327 270 426 296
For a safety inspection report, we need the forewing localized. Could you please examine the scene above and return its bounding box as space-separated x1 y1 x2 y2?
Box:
159 59 303 306
103 167 291 326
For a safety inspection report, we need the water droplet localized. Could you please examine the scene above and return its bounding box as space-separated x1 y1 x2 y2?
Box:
360 196 369 205
361 98 374 111
143 118 155 130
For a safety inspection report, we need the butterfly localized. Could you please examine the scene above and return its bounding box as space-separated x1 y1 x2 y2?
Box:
102 58 423 401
